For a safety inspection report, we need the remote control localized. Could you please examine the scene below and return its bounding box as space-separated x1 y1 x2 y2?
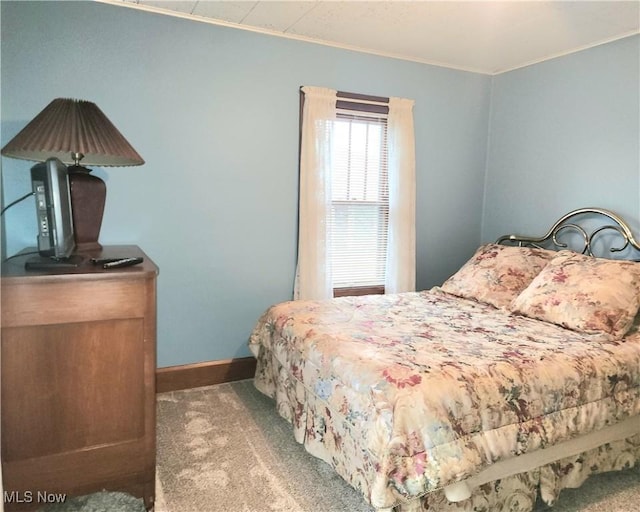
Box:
103 257 144 269
91 257 125 265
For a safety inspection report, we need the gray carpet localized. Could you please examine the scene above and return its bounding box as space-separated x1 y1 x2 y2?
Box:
39 492 144 512
155 380 640 512
156 380 371 512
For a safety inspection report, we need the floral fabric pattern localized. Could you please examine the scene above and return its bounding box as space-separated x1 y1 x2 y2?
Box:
249 289 640 511
510 250 640 338
441 244 555 309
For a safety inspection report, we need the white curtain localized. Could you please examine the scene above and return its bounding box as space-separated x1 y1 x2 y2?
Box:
294 86 337 300
385 97 416 293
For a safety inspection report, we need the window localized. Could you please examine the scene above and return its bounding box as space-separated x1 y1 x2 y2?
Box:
295 86 415 301
330 106 389 296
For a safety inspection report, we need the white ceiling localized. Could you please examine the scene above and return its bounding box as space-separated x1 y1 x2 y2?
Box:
106 0 640 74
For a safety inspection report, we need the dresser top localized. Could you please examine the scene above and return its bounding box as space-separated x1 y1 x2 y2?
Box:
1 245 158 283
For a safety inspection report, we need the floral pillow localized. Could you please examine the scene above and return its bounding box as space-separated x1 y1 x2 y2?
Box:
510 250 640 338
441 243 556 309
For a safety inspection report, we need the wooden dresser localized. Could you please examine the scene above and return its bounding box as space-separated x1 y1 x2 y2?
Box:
1 246 157 511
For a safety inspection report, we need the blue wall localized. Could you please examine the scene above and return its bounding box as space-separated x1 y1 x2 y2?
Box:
1 1 490 367
482 35 640 241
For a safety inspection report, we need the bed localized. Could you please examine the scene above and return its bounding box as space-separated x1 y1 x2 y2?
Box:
248 207 640 512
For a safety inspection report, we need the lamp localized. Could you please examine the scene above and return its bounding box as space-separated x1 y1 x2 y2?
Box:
1 98 144 251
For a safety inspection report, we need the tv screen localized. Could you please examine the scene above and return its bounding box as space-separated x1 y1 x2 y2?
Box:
30 157 75 259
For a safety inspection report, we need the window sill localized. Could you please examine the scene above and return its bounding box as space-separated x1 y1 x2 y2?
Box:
333 285 384 298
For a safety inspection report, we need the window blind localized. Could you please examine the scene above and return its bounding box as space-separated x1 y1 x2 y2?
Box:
330 110 389 289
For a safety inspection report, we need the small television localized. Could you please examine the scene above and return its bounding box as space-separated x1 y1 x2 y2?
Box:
30 157 75 259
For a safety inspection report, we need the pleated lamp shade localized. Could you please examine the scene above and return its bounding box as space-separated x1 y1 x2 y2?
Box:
1 98 144 253
1 98 144 166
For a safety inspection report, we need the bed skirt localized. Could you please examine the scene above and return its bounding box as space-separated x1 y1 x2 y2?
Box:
253 343 640 512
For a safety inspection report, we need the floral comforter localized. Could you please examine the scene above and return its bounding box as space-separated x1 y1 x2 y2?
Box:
248 289 640 510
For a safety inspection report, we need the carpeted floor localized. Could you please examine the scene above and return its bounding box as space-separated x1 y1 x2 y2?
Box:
155 379 372 512
40 492 145 512
155 380 640 512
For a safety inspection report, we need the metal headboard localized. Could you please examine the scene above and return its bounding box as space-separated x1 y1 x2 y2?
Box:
496 207 640 258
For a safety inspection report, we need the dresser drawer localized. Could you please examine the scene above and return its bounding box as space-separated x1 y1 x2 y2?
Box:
1 278 149 327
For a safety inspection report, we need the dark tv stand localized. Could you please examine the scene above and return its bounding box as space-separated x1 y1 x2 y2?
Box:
24 254 85 270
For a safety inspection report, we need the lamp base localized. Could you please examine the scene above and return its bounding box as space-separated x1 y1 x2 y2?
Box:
68 165 105 252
